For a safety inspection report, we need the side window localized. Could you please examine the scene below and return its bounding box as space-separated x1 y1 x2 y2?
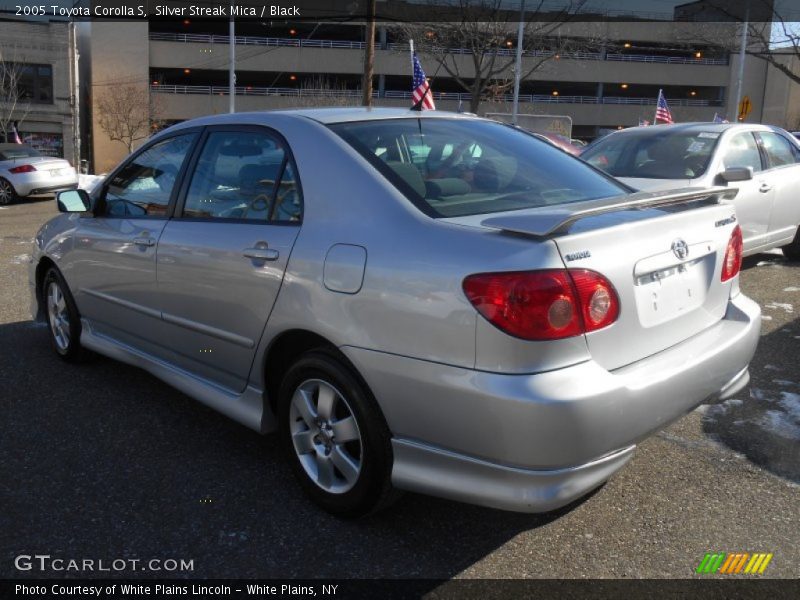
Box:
102 134 196 218
758 132 798 168
182 130 302 223
721 133 762 173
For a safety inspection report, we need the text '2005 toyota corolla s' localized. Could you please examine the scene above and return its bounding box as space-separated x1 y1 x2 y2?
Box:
29 108 761 517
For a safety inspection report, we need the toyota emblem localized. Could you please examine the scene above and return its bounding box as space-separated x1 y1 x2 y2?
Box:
672 239 689 260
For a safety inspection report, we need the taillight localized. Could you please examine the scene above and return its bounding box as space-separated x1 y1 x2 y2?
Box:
462 269 619 341
721 225 743 282
9 164 36 174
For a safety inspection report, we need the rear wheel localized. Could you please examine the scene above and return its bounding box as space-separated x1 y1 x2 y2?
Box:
43 268 86 361
278 350 396 517
0 178 17 205
782 227 800 261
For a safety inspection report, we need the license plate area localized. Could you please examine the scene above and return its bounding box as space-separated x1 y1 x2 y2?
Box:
634 256 711 327
49 169 62 177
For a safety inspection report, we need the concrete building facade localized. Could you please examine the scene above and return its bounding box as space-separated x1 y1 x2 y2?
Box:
0 18 77 165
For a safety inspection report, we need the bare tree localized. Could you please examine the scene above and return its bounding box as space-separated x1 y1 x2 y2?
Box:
96 85 164 153
677 0 800 85
0 46 31 143
295 76 360 108
396 0 592 113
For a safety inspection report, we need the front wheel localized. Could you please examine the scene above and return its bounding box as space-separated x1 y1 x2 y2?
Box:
43 268 86 361
0 178 17 205
782 227 800 261
278 351 397 517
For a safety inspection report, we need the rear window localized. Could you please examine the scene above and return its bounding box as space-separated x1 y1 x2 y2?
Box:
329 118 626 218
582 129 722 180
0 145 42 160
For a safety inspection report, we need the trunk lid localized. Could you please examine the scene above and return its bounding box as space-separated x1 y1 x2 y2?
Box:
6 156 73 175
480 188 740 370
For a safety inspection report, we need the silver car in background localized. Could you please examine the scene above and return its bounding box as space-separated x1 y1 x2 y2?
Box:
581 123 800 259
0 144 78 205
29 109 760 516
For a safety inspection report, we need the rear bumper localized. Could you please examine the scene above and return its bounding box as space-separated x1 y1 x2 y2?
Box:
344 292 761 512
10 171 78 197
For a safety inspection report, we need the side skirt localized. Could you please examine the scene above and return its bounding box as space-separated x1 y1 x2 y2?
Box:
80 319 276 434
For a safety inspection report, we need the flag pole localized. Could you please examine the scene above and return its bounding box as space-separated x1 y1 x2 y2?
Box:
409 39 414 73
654 89 661 124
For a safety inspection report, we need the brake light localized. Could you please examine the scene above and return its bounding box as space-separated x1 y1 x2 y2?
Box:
9 164 36 174
462 269 619 341
721 225 743 282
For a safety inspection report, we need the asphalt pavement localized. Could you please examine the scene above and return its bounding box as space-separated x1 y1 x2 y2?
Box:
1 198 798 580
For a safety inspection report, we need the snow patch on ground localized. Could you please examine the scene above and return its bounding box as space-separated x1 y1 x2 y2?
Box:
756 260 784 267
762 315 773 321
764 302 794 313
773 379 798 387
784 287 800 292
10 253 30 265
703 397 744 418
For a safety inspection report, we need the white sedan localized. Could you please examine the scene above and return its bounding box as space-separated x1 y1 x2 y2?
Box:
0 144 78 205
582 123 800 259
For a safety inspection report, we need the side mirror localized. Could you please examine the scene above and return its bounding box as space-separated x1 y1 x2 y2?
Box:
719 167 753 182
57 189 92 213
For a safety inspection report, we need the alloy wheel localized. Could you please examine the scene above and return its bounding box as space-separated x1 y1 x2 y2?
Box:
0 180 13 205
289 378 363 494
47 281 70 351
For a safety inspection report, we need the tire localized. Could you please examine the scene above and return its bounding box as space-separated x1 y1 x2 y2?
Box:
781 228 800 261
278 350 397 517
0 178 17 205
43 267 86 361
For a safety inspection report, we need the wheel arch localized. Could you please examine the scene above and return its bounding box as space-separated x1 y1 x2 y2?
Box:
34 256 59 321
262 329 376 423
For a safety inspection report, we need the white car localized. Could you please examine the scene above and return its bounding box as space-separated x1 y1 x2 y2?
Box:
582 123 800 259
0 144 78 205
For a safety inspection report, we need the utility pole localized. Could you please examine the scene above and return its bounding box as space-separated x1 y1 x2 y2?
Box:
732 6 748 122
511 0 526 125
362 0 376 107
229 2 236 113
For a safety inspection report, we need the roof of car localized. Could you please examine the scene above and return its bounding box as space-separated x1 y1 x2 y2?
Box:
161 108 481 135
0 143 34 151
613 122 773 135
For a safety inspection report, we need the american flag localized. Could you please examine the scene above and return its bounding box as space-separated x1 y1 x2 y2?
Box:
411 53 435 111
655 89 673 124
713 113 729 124
10 122 22 144
638 118 651 127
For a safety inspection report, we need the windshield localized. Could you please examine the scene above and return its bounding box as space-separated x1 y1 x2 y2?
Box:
0 145 42 160
582 129 721 180
329 118 626 218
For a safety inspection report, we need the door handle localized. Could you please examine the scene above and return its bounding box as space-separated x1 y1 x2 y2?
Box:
759 182 773 193
243 247 279 261
133 237 155 247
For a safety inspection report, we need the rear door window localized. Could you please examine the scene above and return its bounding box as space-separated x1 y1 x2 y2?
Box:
181 130 302 223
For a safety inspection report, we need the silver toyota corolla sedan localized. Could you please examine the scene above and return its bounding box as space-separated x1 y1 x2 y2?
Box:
0 144 78 205
29 109 761 516
581 123 800 260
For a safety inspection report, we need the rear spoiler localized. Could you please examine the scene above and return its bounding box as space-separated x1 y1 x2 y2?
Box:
481 186 738 238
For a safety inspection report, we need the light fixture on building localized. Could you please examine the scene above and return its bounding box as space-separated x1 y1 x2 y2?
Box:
695 51 702 58
506 40 513 47
620 83 628 89
289 74 297 81
183 19 190 26
623 42 631 48
552 90 559 96
425 30 435 39
152 80 159 85
289 28 297 36
689 90 697 96
617 125 624 129
183 68 191 74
